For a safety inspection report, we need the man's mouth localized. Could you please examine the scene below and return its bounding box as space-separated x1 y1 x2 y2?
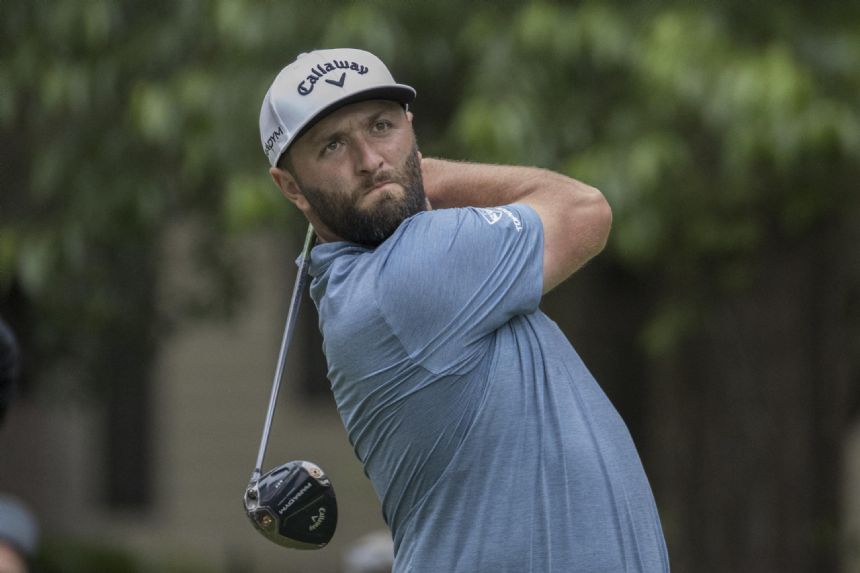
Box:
364 180 398 197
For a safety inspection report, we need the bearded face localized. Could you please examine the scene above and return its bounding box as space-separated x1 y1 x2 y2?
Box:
294 141 426 247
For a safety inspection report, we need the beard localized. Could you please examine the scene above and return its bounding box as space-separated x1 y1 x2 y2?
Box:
297 142 427 247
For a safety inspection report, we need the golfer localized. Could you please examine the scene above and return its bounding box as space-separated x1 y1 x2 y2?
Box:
260 48 670 572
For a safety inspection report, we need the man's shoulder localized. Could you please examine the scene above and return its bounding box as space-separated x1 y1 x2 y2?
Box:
384 204 538 257
314 204 540 290
390 205 513 241
402 204 536 232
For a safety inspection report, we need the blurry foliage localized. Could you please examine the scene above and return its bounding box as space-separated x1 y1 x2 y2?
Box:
0 0 859 391
34 537 217 573
445 1 860 355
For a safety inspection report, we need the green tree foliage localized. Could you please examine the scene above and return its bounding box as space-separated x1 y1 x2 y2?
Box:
446 2 860 352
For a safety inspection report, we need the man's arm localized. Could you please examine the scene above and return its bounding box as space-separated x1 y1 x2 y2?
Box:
421 158 612 293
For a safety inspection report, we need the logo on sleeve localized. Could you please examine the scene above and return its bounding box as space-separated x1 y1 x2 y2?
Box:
476 207 522 232
477 208 503 225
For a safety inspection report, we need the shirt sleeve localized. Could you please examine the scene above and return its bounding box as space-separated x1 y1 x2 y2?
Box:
375 204 544 375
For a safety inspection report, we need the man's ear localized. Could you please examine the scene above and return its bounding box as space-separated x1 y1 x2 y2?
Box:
269 166 311 212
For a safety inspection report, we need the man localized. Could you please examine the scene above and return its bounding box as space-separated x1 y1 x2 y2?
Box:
260 48 670 572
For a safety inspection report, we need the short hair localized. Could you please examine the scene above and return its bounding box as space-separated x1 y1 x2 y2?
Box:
276 150 293 174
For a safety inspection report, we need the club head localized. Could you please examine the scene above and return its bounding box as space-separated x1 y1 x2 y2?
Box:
244 460 338 549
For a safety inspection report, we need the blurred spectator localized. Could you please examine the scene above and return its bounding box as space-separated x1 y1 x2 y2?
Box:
0 317 20 427
0 495 38 573
342 530 394 573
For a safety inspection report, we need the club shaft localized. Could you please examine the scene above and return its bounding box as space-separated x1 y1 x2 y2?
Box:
252 224 316 481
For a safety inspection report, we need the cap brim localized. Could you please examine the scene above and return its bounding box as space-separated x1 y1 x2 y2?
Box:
275 84 416 166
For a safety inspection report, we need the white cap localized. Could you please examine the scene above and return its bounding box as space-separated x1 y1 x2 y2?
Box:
259 48 416 167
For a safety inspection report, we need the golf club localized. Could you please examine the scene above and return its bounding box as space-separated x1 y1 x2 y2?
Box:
243 224 338 550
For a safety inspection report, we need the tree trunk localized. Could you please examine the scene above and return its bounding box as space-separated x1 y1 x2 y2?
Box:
545 215 860 572
649 226 859 572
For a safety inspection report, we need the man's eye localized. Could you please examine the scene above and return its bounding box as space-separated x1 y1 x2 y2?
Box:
372 120 392 133
324 140 341 153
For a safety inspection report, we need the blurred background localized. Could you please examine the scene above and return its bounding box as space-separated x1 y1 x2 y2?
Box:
1 0 859 571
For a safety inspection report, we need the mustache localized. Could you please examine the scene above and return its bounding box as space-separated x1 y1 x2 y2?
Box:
359 172 398 194
356 142 422 197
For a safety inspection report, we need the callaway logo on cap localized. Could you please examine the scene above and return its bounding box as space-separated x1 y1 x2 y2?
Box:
259 48 416 167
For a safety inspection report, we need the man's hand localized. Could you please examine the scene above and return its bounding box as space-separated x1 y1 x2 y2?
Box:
421 158 612 293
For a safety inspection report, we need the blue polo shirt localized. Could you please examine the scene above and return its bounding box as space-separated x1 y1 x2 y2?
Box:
308 204 669 572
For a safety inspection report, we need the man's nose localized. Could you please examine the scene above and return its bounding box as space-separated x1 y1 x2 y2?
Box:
352 137 385 174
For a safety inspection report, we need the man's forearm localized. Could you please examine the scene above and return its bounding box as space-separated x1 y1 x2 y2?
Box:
421 156 612 292
421 157 585 210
